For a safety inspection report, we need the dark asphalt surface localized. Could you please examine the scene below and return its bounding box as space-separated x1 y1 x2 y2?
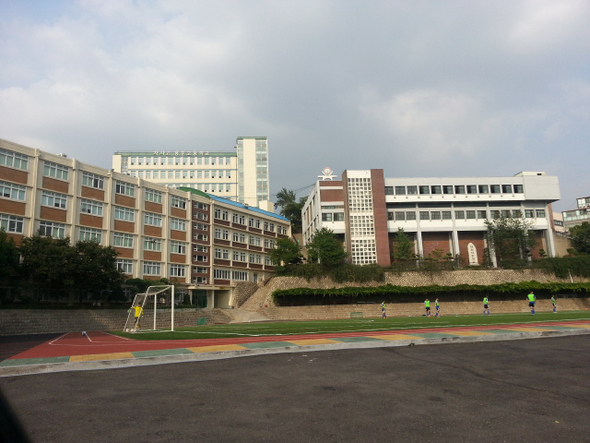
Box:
1 335 589 443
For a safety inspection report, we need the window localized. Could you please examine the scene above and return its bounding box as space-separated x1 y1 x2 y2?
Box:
194 223 208 231
116 181 135 197
79 227 102 242
194 212 208 221
395 186 406 195
466 185 477 194
82 172 104 189
170 241 187 254
249 236 261 246
193 255 208 262
455 185 465 194
431 185 442 195
501 210 511 218
334 213 345 221
116 259 133 274
214 248 230 259
194 233 208 241
443 185 454 195
193 266 208 274
478 185 489 194
490 210 500 219
385 186 393 195
214 269 231 280
170 264 186 277
233 232 246 243
0 181 26 201
170 218 186 231
144 212 162 226
525 209 534 218
419 211 429 220
171 196 187 209
232 213 246 224
248 218 261 228
490 185 501 194
194 276 208 284
502 185 512 193
466 210 476 219
0 148 28 170
395 211 405 221
477 210 487 219
115 206 135 222
214 209 229 220
143 261 161 275
193 245 208 252
145 188 162 203
536 209 546 218
41 191 67 209
143 238 161 251
442 211 452 220
406 211 416 220
0 214 24 233
322 213 333 222
455 211 465 219
419 186 430 195
232 271 248 281
113 232 134 248
512 210 522 218
39 221 66 238
431 211 441 220
514 184 524 193
407 186 418 195
43 162 69 180
81 199 103 216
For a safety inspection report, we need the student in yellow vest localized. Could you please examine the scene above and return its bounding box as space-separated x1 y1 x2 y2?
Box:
133 305 143 329
435 298 440 317
527 292 536 315
381 301 387 319
424 299 431 317
551 295 557 313
483 296 490 315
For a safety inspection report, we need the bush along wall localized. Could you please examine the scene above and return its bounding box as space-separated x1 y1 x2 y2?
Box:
272 281 590 306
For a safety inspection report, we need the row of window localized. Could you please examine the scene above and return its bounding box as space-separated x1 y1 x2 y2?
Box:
214 228 276 248
385 183 524 196
126 169 233 180
214 209 285 233
213 248 270 264
126 155 233 166
387 209 546 221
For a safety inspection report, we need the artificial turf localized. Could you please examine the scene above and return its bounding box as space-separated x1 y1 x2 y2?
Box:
111 310 590 341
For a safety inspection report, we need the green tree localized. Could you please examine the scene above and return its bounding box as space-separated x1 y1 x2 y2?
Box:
392 228 416 261
268 237 302 267
0 229 20 283
306 227 347 267
275 187 306 234
485 215 538 263
569 222 590 254
73 240 125 300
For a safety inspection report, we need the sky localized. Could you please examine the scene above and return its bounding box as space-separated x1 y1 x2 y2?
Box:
1 0 589 212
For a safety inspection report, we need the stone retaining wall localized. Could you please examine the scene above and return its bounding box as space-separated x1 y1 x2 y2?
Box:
0 308 231 336
258 298 590 321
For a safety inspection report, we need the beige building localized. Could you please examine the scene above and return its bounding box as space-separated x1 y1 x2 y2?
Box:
0 138 290 307
111 136 273 211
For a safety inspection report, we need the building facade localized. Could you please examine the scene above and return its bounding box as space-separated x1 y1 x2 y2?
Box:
562 196 590 231
112 136 271 210
302 169 561 266
0 138 289 307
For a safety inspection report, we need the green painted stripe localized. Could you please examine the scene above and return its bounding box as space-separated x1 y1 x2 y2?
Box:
133 348 195 358
331 336 383 343
0 356 70 367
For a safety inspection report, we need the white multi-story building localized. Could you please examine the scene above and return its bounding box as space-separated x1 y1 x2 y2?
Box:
112 136 271 210
302 169 561 266
562 196 590 231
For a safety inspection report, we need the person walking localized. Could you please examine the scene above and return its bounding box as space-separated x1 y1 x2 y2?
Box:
435 298 440 317
424 298 431 317
527 291 536 315
551 295 557 313
483 296 490 315
381 301 387 319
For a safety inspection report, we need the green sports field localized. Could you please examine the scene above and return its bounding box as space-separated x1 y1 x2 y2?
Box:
112 310 590 341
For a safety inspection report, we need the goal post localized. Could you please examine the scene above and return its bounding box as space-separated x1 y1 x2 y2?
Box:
145 285 176 332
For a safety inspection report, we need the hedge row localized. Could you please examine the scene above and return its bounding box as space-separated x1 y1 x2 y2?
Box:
272 281 590 305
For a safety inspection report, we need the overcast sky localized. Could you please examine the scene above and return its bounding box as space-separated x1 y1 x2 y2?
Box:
1 0 589 212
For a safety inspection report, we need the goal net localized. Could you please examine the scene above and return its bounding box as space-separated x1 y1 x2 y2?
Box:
124 285 176 333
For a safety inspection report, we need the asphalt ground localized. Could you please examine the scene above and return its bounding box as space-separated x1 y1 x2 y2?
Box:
0 335 589 443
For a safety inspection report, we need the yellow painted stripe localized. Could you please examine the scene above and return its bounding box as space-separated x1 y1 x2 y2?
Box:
447 331 495 336
368 334 424 341
286 339 340 345
187 344 248 353
70 352 135 362
574 324 590 329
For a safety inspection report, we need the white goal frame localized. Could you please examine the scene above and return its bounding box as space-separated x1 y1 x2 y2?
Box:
146 285 176 332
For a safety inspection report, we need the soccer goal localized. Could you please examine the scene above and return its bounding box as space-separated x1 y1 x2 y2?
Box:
124 285 176 333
